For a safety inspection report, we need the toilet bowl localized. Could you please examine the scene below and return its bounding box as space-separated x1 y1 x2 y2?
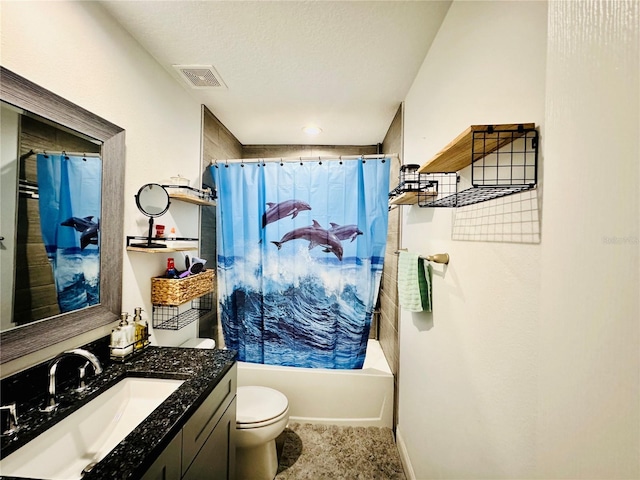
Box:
236 385 289 480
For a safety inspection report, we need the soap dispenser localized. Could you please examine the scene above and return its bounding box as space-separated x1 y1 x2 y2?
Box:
120 312 134 354
110 314 132 357
110 327 123 357
133 307 148 349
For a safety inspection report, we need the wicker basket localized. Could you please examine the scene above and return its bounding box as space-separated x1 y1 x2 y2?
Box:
151 269 214 306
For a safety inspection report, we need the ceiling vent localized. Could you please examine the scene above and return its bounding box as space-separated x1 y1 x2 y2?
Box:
172 65 227 89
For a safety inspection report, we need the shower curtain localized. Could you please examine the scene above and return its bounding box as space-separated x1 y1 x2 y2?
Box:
37 153 102 312
212 158 390 369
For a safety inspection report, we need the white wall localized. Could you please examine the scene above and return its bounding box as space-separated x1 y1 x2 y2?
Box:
399 1 545 478
537 1 639 478
398 1 639 479
1 0 202 373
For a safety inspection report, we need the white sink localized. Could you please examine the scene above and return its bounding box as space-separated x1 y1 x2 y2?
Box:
0 377 184 480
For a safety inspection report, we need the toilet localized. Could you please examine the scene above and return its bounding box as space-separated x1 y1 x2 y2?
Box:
178 337 216 349
235 385 289 480
177 338 290 480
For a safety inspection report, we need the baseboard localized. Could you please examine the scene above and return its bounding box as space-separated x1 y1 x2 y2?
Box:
396 425 416 480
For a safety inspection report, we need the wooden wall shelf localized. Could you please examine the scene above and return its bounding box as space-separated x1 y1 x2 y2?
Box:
389 191 436 206
389 192 418 206
168 192 216 206
419 123 535 174
126 236 198 253
163 185 215 206
126 245 197 253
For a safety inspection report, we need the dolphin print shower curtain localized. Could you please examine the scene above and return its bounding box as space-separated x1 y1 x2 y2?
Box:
37 153 102 312
212 158 390 369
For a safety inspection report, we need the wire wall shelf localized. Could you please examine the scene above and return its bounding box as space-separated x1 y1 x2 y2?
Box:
390 124 539 208
417 173 458 207
152 292 214 330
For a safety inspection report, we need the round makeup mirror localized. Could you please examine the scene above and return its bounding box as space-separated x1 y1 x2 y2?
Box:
133 183 170 248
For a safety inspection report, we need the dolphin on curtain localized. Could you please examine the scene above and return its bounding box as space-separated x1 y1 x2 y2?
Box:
262 199 311 227
328 223 363 242
271 220 343 260
61 215 99 249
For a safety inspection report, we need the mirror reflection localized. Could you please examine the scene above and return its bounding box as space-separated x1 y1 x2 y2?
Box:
0 104 102 331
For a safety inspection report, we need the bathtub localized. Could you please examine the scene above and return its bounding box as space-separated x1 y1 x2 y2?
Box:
237 339 394 428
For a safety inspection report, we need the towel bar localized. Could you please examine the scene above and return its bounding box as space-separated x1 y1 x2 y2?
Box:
394 250 450 265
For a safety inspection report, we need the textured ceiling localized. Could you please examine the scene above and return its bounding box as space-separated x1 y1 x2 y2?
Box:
99 1 451 146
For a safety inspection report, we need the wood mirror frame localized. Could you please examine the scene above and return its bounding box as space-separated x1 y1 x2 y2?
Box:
0 67 124 365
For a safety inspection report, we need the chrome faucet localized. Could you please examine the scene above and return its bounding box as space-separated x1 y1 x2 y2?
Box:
40 348 103 413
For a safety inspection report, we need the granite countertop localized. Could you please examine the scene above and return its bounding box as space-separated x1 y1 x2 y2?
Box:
0 346 237 480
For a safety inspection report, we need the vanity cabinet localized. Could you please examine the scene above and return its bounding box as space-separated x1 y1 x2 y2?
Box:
182 363 237 478
182 397 236 480
141 431 183 480
142 363 237 480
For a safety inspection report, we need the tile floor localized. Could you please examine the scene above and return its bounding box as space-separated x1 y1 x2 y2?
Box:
275 423 406 480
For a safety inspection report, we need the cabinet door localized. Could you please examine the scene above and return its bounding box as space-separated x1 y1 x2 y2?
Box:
182 397 236 480
182 364 237 476
141 430 182 480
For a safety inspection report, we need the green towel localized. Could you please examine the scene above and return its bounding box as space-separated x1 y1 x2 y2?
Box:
398 252 432 312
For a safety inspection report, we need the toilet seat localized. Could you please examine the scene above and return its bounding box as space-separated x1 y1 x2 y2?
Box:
236 386 289 428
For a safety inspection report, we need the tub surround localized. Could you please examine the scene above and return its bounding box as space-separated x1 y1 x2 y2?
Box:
237 339 393 428
0 346 236 480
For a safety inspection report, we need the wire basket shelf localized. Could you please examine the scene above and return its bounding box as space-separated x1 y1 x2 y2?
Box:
418 126 538 208
152 292 214 330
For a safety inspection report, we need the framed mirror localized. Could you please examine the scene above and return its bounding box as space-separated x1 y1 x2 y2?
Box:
0 67 125 365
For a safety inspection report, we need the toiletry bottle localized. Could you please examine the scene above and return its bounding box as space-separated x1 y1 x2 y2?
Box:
133 307 148 349
166 258 178 278
111 318 131 357
121 312 134 354
110 328 124 357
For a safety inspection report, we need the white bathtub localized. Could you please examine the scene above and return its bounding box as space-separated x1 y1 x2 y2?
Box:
237 339 394 428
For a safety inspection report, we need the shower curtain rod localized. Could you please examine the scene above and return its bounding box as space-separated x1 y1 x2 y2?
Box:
210 153 398 166
22 149 101 158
